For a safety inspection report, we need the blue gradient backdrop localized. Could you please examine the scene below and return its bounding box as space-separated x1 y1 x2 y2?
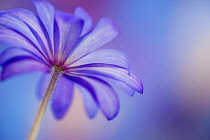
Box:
1 0 210 140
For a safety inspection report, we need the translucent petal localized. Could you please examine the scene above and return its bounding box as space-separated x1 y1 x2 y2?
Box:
51 75 74 119
33 0 55 50
8 8 53 59
65 17 119 65
66 66 143 94
37 72 51 100
1 57 49 80
67 49 129 69
0 47 32 65
66 75 119 120
37 73 74 119
0 28 48 64
74 7 93 36
54 11 83 64
94 76 135 96
76 84 98 118
0 12 45 55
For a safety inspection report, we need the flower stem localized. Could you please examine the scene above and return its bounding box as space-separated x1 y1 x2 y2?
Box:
28 66 62 140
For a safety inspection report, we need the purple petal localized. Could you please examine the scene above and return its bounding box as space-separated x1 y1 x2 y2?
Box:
54 11 83 64
33 0 55 50
37 72 51 100
37 73 74 119
65 17 120 65
67 49 129 69
51 76 74 119
97 76 135 96
66 75 119 120
8 8 53 59
76 84 98 118
0 12 44 54
0 28 45 60
113 81 135 96
74 7 93 36
66 66 143 94
0 47 32 65
1 57 49 81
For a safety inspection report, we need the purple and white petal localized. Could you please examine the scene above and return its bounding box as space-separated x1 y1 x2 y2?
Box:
66 74 119 120
0 47 34 65
65 17 119 65
0 12 45 55
37 72 51 100
67 66 143 94
74 7 92 36
33 0 55 50
67 49 129 69
76 83 98 118
9 8 53 59
0 28 48 64
96 76 135 96
113 80 135 96
85 76 119 120
51 76 74 119
54 11 83 64
37 73 74 119
1 57 49 81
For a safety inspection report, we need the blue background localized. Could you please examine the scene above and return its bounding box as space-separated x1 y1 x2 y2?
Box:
1 0 210 140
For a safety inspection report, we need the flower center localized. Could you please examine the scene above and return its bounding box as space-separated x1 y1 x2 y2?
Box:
53 65 64 72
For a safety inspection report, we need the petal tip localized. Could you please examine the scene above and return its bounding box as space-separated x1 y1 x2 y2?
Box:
100 17 120 36
106 111 119 121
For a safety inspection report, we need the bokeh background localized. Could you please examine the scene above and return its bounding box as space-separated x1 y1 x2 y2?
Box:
1 0 210 140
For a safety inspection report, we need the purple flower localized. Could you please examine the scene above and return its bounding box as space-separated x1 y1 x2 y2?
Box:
0 1 143 120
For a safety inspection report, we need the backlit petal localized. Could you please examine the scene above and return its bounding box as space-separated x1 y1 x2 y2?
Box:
0 12 45 55
1 57 49 81
74 7 92 36
0 47 35 65
67 49 129 69
37 72 51 100
0 28 48 64
66 75 119 120
51 76 74 119
65 17 119 65
76 84 98 118
33 0 55 50
54 10 83 64
67 66 143 94
9 8 53 60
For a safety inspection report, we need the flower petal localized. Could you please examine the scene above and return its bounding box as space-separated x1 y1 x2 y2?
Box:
8 8 53 60
66 75 119 120
76 84 98 118
67 66 143 94
33 0 55 49
67 49 129 69
0 47 34 65
0 12 45 55
96 76 135 96
74 7 93 36
0 28 49 64
65 17 119 65
113 80 135 96
51 76 74 119
37 72 51 100
1 56 49 81
54 10 83 64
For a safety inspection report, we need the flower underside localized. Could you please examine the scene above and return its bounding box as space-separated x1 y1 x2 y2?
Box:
0 0 143 120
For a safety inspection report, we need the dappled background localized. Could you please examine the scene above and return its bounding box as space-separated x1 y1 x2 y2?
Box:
1 0 210 140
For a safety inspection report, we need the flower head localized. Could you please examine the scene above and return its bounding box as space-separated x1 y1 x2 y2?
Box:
0 1 143 120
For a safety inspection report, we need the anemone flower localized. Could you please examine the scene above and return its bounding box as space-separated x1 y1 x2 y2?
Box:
0 1 143 140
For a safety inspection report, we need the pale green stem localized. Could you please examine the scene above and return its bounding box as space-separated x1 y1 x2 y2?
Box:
28 66 62 140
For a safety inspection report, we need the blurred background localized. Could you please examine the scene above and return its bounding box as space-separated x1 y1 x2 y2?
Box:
1 0 210 140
